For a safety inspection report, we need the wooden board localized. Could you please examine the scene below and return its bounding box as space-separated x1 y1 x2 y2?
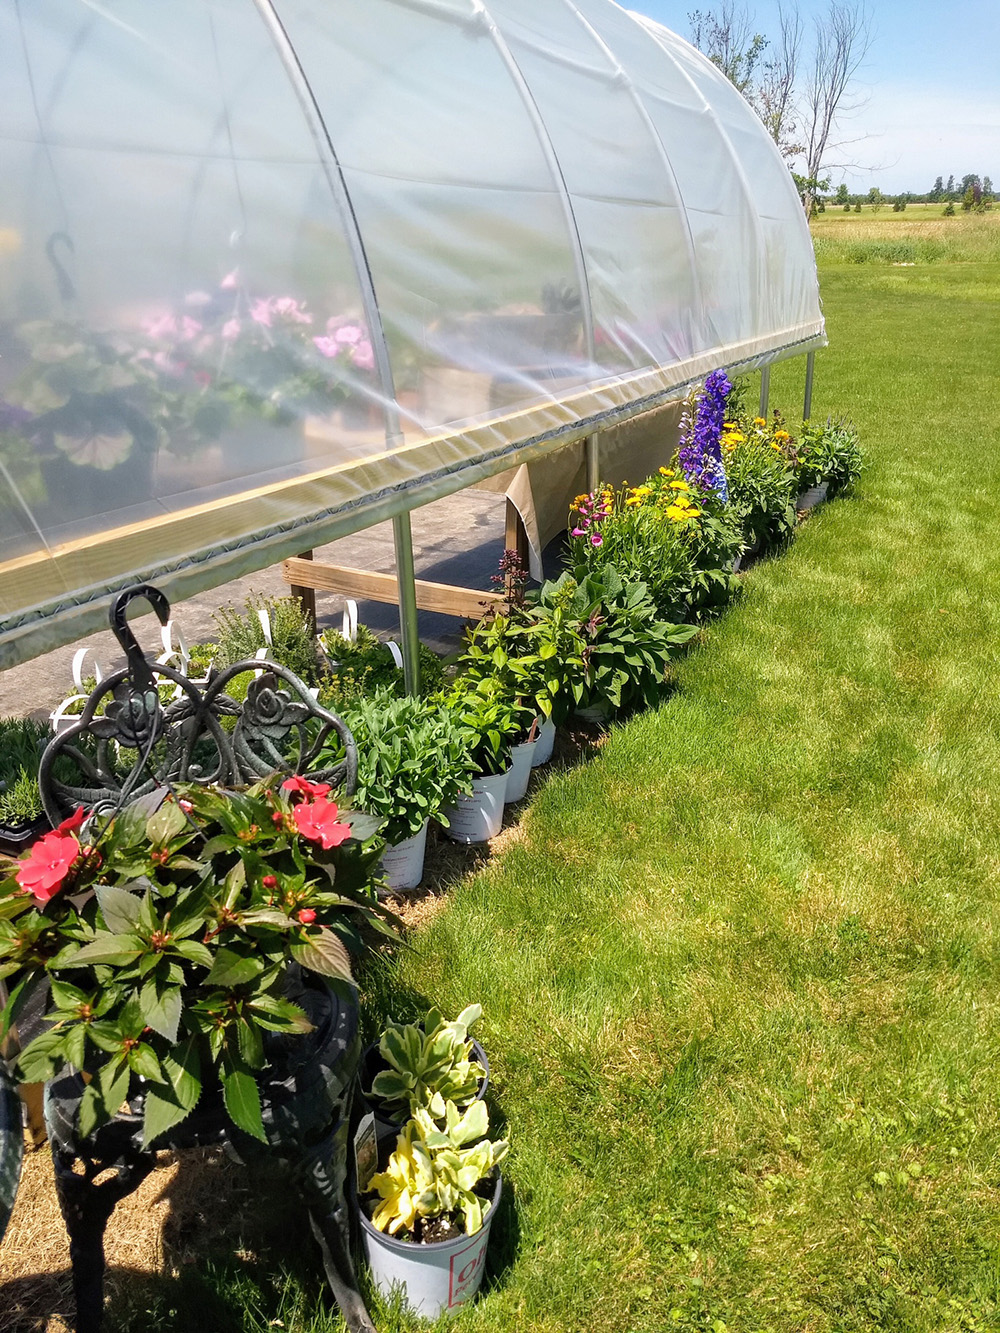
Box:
282 557 503 620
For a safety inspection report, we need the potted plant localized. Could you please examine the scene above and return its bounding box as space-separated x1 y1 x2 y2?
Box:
0 775 391 1148
358 1099 508 1318
332 692 477 892
797 417 863 501
318 623 443 704
0 717 50 854
358 1004 489 1131
436 679 520 844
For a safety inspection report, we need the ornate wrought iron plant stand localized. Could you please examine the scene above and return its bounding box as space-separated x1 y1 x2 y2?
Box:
18 584 377 1333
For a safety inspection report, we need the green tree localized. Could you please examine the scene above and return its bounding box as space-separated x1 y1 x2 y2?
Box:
945 173 955 199
867 186 884 214
929 175 944 202
835 183 850 204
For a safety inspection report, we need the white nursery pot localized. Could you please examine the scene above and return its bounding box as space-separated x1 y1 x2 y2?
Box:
440 770 508 844
358 1174 502 1318
504 738 536 803
531 717 556 767
379 819 429 894
796 481 828 511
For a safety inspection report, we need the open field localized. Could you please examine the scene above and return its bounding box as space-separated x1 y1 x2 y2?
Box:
811 204 1000 265
9 214 1000 1331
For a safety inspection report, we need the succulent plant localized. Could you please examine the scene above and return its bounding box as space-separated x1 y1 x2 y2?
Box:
370 1004 487 1121
367 1099 508 1237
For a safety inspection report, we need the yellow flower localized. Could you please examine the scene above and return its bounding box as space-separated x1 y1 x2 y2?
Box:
723 430 744 444
666 503 697 521
658 466 675 477
753 417 767 427
723 421 739 430
625 494 642 506
572 494 589 506
669 480 691 491
774 430 790 442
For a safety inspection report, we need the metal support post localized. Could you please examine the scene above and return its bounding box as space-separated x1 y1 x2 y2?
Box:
759 364 771 420
392 512 421 696
586 432 600 493
803 350 816 422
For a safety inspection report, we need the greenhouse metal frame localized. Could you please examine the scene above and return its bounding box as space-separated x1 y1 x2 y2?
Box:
0 0 824 682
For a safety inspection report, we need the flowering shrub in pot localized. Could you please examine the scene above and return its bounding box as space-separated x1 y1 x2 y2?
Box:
0 776 391 1146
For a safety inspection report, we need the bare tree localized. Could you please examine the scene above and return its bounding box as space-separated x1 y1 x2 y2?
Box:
688 3 768 96
801 2 872 212
754 3 803 160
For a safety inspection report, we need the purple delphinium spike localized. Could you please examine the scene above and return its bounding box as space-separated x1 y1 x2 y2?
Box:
678 369 731 502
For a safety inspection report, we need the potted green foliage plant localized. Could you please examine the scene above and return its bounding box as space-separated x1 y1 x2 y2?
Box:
332 692 477 892
0 717 50 854
436 680 520 844
0 776 390 1146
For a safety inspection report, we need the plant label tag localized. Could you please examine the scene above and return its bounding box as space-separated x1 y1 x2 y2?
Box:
354 1112 378 1193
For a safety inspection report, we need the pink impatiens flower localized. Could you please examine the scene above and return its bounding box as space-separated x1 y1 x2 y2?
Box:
281 775 332 800
312 335 341 359
271 297 312 325
221 318 241 341
351 339 375 371
250 298 274 327
16 831 80 902
292 797 351 850
220 268 239 289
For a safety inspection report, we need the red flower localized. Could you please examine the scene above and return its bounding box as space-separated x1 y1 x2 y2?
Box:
297 908 317 925
16 831 81 902
292 797 351 850
262 874 278 890
55 807 87 835
281 775 332 801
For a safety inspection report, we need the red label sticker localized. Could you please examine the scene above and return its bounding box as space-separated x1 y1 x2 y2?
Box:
448 1238 486 1307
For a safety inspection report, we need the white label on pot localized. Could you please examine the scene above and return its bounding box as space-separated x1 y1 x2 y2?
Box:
449 1236 488 1307
354 1112 378 1192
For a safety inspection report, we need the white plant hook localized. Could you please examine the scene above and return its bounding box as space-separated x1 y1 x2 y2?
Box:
341 598 359 644
71 647 104 693
385 641 404 670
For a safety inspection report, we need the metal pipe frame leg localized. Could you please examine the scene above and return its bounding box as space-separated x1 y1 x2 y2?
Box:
392 511 421 697
803 349 816 422
759 364 771 420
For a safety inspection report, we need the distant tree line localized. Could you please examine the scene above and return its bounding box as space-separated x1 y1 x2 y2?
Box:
813 176 995 215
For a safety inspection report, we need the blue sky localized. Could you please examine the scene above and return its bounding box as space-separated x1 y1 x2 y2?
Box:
631 0 1000 193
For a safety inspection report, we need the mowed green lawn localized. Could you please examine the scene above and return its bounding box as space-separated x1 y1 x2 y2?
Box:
116 220 1000 1331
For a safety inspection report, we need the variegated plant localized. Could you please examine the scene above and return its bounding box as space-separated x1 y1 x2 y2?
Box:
367 1099 508 1237
369 1004 487 1121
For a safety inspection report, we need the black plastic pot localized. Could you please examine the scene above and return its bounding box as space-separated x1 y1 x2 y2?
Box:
0 813 50 856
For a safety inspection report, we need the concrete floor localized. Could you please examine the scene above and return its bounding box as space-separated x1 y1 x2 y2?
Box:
0 490 515 719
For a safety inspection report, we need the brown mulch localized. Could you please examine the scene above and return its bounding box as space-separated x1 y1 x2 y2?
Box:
0 1138 272 1332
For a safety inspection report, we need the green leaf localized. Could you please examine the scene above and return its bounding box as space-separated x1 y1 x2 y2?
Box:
289 929 355 984
64 1022 87 1070
96 885 142 935
0 972 42 1041
79 1057 130 1139
237 1017 265 1069
222 1061 267 1142
146 801 188 846
205 948 265 988
62 932 144 967
139 979 182 1043
127 1041 165 1083
172 938 214 969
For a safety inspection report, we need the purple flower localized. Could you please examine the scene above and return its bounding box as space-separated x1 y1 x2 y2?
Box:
590 533 603 547
678 369 731 502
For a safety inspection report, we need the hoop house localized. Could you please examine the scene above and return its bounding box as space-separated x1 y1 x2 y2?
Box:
0 0 823 669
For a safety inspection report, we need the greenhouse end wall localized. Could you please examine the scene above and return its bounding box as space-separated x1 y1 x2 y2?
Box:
0 0 823 667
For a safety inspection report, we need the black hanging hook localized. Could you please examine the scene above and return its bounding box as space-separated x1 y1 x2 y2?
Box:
108 584 171 695
45 231 76 304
